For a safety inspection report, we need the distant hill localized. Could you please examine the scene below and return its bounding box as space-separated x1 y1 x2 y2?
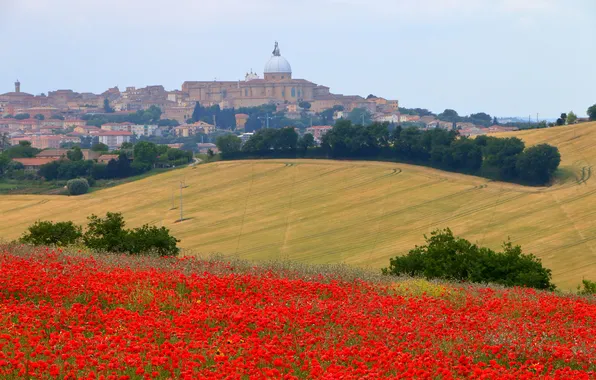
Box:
1 122 596 289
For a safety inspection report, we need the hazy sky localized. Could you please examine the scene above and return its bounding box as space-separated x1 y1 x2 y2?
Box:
1 0 595 118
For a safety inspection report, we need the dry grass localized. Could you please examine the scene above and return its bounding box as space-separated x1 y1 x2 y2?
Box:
2 123 596 289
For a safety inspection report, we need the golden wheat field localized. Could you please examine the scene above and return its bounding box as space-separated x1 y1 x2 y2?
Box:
2 122 596 289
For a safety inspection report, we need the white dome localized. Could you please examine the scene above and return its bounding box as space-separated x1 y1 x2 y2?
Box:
264 55 292 74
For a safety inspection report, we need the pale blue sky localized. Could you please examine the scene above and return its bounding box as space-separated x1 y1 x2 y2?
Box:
1 0 595 118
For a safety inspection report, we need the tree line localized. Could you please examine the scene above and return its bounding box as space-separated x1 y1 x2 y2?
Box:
83 106 179 127
216 120 561 185
0 141 192 188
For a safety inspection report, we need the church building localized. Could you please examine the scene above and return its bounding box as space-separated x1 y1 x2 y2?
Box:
181 42 371 111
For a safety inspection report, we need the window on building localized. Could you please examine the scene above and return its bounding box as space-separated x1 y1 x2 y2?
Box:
282 90 285 97
281 76 285 79
291 88 296 97
245 89 248 97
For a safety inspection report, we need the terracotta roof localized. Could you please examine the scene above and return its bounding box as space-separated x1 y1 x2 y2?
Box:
77 125 100 130
98 154 119 161
12 157 60 166
36 149 68 157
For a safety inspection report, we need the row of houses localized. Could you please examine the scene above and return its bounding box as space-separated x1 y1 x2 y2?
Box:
11 149 122 170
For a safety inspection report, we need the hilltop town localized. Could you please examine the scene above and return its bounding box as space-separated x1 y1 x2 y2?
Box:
0 42 531 160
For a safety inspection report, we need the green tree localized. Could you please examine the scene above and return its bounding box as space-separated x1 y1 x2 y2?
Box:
34 114 45 120
67 146 84 161
216 134 242 155
588 104 596 121
50 114 65 120
103 98 114 113
275 127 299 150
127 224 180 256
383 228 555 290
20 220 82 246
567 111 577 124
348 108 372 126
67 178 90 195
133 141 159 166
578 279 596 295
298 133 315 152
14 113 30 120
0 153 11 177
438 109 460 123
38 160 61 180
5 141 39 158
516 144 561 184
83 212 179 256
91 142 109 152
191 102 203 122
298 101 311 110
0 132 10 151
83 212 129 252
469 112 492 126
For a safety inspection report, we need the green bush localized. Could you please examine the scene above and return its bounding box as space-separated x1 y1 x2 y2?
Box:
83 212 129 253
83 212 179 256
383 228 555 290
20 220 82 246
578 279 596 295
67 178 89 195
127 224 180 256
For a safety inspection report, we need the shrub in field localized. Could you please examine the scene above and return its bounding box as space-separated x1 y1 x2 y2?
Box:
578 279 596 295
83 212 129 253
19 220 82 246
127 224 180 256
383 228 555 290
66 178 89 195
83 212 179 256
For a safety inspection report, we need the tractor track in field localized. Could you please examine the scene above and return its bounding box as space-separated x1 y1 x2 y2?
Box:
188 166 405 230
225 183 487 257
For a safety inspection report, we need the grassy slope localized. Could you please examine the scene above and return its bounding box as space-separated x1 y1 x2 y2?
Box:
2 122 596 289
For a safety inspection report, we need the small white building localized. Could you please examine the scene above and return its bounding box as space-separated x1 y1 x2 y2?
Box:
97 131 132 149
130 124 161 137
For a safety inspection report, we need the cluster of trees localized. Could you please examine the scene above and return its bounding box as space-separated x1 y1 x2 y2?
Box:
556 112 578 126
37 141 192 183
189 102 236 129
20 212 179 256
216 128 315 157
83 106 179 127
0 141 40 179
215 120 560 185
321 120 560 185
383 229 555 290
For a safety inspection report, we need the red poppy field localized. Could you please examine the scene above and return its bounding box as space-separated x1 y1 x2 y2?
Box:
0 246 595 379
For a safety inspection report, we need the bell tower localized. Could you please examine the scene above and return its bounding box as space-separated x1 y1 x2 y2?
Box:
14 80 20 93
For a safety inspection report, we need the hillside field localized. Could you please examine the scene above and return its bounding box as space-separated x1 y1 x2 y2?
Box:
2 122 596 289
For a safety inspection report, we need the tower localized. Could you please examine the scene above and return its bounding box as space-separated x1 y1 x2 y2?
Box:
14 80 20 93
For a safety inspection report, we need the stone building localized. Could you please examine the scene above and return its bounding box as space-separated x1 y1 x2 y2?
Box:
182 42 335 109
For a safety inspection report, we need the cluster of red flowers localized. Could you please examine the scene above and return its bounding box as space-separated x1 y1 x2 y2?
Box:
0 248 595 379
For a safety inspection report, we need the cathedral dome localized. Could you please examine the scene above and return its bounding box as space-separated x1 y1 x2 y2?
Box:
264 42 292 74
